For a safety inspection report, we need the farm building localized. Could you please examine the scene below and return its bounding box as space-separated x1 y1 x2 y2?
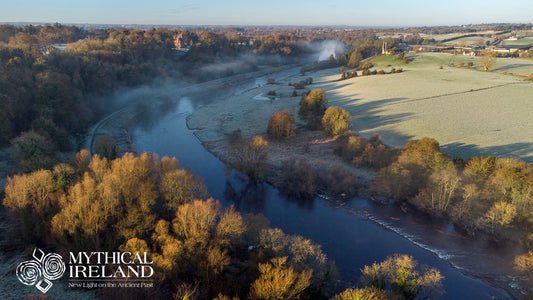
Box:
492 45 532 53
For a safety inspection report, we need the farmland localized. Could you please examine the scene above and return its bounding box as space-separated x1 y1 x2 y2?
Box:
503 37 533 45
190 52 533 163
314 53 533 162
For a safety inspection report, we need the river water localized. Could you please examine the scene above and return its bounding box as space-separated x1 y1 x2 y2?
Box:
130 68 524 299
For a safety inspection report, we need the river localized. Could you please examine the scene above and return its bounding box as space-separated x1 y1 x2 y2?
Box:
129 68 524 299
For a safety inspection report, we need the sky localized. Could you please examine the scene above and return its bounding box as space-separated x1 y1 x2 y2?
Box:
1 0 532 27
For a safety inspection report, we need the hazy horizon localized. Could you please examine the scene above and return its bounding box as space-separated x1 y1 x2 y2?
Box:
1 0 532 27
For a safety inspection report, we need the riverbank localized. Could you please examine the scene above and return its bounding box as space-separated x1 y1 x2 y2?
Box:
185 64 530 297
185 66 378 192
81 61 528 298
84 64 301 156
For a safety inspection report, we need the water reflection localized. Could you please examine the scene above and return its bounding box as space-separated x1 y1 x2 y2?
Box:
224 177 267 214
130 70 518 299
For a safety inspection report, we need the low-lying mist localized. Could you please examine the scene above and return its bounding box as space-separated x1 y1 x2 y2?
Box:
305 40 346 62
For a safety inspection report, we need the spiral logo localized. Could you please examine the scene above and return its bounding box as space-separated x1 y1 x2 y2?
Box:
16 260 42 286
16 248 65 293
42 253 66 280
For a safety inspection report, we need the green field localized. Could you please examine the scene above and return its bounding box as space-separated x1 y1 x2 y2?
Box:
312 53 533 162
502 37 533 45
442 36 492 46
422 31 498 41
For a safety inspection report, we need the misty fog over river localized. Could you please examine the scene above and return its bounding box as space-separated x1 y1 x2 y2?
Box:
127 68 524 299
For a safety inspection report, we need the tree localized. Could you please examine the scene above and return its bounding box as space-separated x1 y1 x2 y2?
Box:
299 89 328 129
231 136 268 180
339 66 346 74
267 110 295 140
414 165 461 214
160 169 208 212
94 136 118 160
515 251 533 292
338 135 367 161
331 287 387 300
360 254 443 300
482 201 517 233
10 130 56 172
279 159 317 199
322 106 351 136
477 53 496 71
249 256 312 300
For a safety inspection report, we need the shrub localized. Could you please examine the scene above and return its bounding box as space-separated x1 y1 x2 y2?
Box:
279 159 317 199
317 166 358 196
299 89 328 129
337 135 368 161
355 143 399 170
267 110 295 140
231 136 269 181
361 62 373 69
294 81 306 89
322 106 350 136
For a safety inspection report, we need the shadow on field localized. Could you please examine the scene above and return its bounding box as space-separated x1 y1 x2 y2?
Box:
493 63 533 72
442 142 533 163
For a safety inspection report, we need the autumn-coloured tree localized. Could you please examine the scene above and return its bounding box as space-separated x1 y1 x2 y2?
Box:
481 201 517 233
231 136 269 180
249 256 312 299
267 110 295 140
360 254 443 299
515 251 533 292
477 53 496 71
299 89 328 129
322 106 351 137
414 164 461 214
331 287 387 300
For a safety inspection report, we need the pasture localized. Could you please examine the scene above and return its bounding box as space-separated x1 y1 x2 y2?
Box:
189 52 533 163
313 53 533 162
503 37 533 46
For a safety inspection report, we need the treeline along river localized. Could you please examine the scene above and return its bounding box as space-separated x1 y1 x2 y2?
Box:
128 68 521 299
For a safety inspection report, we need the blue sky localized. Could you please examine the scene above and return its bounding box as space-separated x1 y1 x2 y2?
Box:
1 0 532 26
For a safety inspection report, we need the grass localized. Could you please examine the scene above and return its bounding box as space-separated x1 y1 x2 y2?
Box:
442 36 492 46
313 53 533 162
422 31 497 41
502 37 533 46
189 52 533 163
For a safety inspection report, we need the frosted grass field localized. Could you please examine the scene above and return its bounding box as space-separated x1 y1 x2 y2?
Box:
189 52 533 162
313 53 533 162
